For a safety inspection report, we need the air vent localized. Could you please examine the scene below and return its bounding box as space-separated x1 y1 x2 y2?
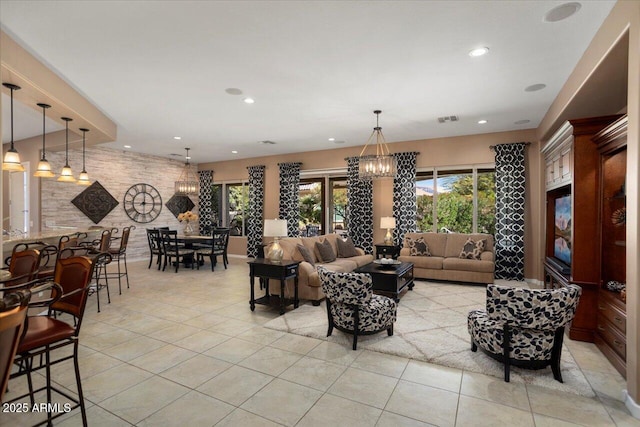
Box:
258 140 277 145
437 116 459 123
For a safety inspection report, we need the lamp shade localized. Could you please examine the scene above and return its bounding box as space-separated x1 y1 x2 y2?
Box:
380 216 396 229
264 219 287 237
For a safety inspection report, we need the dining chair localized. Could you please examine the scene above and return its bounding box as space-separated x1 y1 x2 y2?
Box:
146 228 164 270
6 256 93 425
160 229 195 273
0 289 30 403
196 228 230 271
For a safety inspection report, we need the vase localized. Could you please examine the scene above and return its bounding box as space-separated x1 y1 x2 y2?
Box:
183 222 194 235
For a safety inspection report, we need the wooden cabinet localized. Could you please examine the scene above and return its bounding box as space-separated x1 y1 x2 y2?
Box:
542 115 621 342
592 115 627 378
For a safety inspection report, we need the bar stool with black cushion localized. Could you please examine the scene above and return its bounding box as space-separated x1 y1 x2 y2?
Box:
196 228 230 271
7 256 94 426
146 229 164 269
0 289 30 403
160 229 195 273
107 226 134 294
317 266 397 350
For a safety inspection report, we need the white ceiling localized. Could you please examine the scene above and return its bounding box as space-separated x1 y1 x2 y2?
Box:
0 1 617 164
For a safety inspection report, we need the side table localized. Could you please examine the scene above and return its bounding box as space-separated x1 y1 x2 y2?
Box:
248 258 300 315
375 243 401 259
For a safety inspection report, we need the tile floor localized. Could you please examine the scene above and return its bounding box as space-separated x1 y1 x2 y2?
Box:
2 257 639 427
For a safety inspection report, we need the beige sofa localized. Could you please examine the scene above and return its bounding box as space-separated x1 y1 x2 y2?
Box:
270 234 374 304
398 232 495 284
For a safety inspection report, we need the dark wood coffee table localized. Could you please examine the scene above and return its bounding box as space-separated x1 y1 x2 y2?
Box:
354 261 414 302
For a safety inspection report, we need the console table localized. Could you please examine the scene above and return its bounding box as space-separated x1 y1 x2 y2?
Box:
248 259 300 315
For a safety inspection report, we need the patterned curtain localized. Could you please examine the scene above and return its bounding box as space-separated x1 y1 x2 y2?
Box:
494 142 527 280
247 165 266 258
392 152 418 245
278 162 302 237
198 170 214 235
346 157 373 254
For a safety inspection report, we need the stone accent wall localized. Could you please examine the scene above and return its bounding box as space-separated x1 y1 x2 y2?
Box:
42 146 198 261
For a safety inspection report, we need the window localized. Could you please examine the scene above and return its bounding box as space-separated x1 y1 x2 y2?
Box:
416 167 495 234
299 178 324 235
226 182 249 236
329 178 348 235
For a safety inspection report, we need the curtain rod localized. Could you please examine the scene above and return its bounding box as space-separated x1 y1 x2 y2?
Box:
489 142 532 151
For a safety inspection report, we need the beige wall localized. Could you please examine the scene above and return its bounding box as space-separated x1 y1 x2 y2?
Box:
200 128 541 280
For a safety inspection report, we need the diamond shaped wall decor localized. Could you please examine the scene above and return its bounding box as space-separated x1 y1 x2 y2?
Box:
165 194 195 218
71 181 119 224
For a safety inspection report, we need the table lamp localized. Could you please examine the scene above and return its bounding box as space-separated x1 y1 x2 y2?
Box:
380 216 396 245
264 219 288 263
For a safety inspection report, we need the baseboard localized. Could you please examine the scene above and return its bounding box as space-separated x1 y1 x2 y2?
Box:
526 278 544 289
623 390 640 419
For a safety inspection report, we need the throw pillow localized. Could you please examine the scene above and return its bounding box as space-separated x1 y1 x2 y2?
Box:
459 238 486 260
336 237 359 258
405 236 431 256
315 239 337 263
296 244 315 266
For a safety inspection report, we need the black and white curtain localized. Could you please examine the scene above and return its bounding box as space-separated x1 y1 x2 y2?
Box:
392 152 419 245
494 142 527 280
198 170 214 235
346 157 373 254
247 165 265 258
278 162 302 237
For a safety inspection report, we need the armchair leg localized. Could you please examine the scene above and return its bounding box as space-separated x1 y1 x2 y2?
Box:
551 327 565 383
503 324 511 382
325 300 334 337
352 307 360 351
387 324 394 336
471 341 477 352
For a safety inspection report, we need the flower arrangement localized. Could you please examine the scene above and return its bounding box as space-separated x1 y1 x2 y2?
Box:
178 210 198 223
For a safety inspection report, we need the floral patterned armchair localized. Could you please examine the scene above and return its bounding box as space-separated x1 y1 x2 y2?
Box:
467 284 581 382
318 267 397 350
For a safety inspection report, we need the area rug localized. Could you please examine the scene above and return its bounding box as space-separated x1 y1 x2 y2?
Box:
263 279 595 397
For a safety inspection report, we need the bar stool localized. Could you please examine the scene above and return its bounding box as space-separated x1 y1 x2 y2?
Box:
108 226 134 294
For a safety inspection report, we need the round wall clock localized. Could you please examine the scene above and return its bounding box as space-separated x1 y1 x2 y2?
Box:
123 183 162 223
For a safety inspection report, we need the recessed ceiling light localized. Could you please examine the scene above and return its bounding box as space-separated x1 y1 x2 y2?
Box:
225 88 243 95
477 120 488 124
328 137 335 142
514 119 531 125
174 136 181 140
231 150 238 154
243 97 255 104
123 145 131 149
525 83 546 92
544 2 581 23
468 47 489 57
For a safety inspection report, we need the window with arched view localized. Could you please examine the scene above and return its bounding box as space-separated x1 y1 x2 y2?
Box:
416 167 495 235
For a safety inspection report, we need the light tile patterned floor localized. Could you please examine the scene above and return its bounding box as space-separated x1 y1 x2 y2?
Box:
2 258 638 426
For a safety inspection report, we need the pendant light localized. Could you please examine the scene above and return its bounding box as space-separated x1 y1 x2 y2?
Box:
2 83 25 172
34 103 55 178
77 128 90 185
358 110 397 180
174 147 200 195
57 117 76 182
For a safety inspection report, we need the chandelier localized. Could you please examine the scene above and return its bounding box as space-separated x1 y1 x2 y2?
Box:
174 147 200 195
358 110 396 180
